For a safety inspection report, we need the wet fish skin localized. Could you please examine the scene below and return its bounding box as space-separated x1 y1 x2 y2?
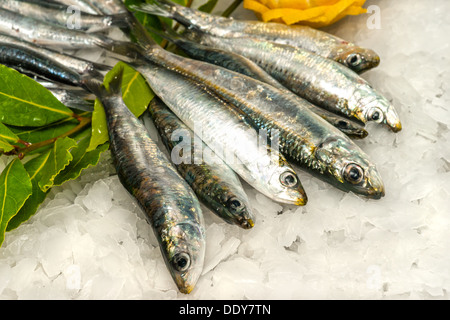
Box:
87 71 206 294
0 7 139 58
49 0 102 15
0 34 110 78
152 27 368 139
0 43 86 87
130 40 384 198
148 98 255 229
131 0 380 74
183 30 401 132
0 0 129 33
136 62 308 206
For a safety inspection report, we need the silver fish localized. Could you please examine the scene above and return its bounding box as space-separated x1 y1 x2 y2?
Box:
0 7 138 58
127 32 384 198
136 62 308 206
0 34 110 78
49 0 102 15
132 0 380 74
150 26 368 139
147 98 255 229
0 0 129 33
86 70 206 294
182 29 401 132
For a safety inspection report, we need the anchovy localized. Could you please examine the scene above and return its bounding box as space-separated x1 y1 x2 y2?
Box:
86 70 206 294
0 0 129 33
150 27 368 139
182 29 401 132
126 28 384 198
0 7 138 58
147 98 255 229
132 0 380 74
136 62 308 206
0 34 110 78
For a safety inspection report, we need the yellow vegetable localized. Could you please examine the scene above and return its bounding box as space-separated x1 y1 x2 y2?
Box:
243 0 367 27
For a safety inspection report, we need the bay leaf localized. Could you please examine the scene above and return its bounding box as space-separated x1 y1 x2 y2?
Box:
0 65 74 127
0 158 32 245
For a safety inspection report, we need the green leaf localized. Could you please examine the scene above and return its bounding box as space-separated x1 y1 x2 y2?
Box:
88 62 154 151
0 65 74 127
6 152 51 232
38 137 78 192
198 0 218 13
0 158 32 245
54 130 109 186
87 99 108 152
0 122 23 153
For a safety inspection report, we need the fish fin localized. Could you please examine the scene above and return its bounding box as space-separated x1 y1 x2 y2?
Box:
94 37 143 61
129 0 176 19
85 13 131 33
107 68 125 97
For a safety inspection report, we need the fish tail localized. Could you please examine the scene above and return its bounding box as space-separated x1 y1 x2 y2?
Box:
109 12 133 30
82 67 124 100
129 0 176 19
94 37 143 61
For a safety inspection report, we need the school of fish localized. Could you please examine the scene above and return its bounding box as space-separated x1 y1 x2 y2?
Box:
0 0 402 294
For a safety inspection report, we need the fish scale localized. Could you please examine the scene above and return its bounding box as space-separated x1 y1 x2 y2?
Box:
147 97 255 229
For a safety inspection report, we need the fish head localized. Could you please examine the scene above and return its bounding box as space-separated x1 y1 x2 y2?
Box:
332 46 381 74
223 195 255 229
315 137 385 199
161 220 206 294
360 95 402 132
265 155 308 206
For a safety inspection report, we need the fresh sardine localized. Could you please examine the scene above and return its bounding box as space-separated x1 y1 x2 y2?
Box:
0 7 138 58
128 37 384 198
151 27 368 139
87 70 206 294
49 0 102 15
0 43 89 86
0 34 110 78
182 29 401 132
136 62 308 206
0 0 129 33
148 97 255 229
132 0 380 74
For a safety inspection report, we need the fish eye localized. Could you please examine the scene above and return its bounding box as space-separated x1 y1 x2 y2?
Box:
280 171 298 188
346 53 362 67
172 252 191 272
228 197 244 212
337 120 349 129
343 163 364 184
368 107 384 123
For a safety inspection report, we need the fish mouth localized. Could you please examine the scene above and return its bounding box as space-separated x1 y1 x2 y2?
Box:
388 120 402 133
239 218 255 229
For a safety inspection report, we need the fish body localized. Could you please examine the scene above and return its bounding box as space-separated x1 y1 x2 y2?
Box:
183 30 401 132
152 27 368 139
0 43 86 86
136 62 307 206
0 7 137 58
88 71 206 294
132 0 380 73
0 0 129 33
49 0 102 15
0 34 109 78
38 82 94 112
148 98 255 229
132 42 384 198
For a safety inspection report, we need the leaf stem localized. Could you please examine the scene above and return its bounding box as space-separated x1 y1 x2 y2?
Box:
16 117 92 158
222 0 243 17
